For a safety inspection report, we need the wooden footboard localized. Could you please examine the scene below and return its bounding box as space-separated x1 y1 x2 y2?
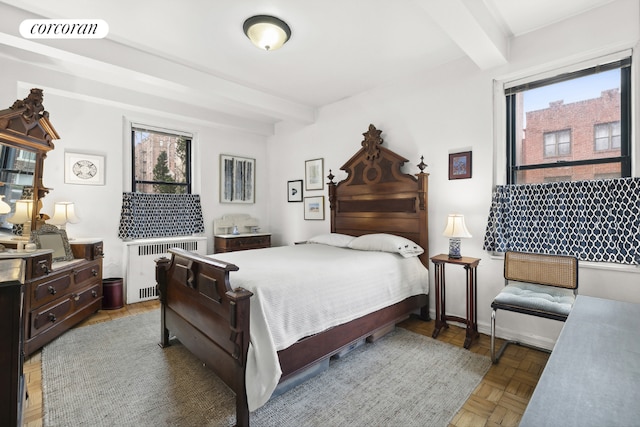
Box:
156 248 429 427
156 248 252 427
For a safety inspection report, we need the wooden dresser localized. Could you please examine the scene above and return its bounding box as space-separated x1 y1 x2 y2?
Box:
23 240 104 357
214 233 271 253
0 258 25 427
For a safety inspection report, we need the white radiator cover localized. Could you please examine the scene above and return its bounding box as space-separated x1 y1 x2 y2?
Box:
124 236 207 304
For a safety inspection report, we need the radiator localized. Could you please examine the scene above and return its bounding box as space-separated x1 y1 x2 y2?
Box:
124 236 207 304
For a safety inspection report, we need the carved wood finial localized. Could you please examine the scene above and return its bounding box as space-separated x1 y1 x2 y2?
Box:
417 156 427 172
11 88 47 124
362 124 383 161
327 169 335 184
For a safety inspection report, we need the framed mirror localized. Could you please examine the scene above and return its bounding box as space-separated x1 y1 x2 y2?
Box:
0 88 59 235
31 224 74 262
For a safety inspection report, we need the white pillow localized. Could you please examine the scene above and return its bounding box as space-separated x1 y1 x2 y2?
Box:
307 233 355 248
348 233 424 258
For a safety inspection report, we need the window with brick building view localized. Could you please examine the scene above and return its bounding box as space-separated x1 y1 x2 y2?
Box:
506 59 631 184
132 127 192 194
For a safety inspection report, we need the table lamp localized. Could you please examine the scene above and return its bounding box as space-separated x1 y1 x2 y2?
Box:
0 195 11 215
442 213 472 259
48 202 80 232
8 199 33 240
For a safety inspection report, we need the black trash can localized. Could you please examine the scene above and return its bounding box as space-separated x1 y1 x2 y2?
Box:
102 277 124 310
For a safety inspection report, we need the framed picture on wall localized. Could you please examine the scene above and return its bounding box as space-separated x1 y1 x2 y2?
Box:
305 158 324 191
287 180 303 202
65 152 105 185
304 196 324 220
220 154 255 203
448 151 472 180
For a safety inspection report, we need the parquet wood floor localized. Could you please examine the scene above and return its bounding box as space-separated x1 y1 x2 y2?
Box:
22 301 548 427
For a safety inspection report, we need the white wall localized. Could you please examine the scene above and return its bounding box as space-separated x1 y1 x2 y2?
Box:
267 0 640 349
0 60 269 280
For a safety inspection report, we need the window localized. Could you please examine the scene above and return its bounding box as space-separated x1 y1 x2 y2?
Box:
131 126 192 194
543 130 571 158
594 121 621 151
506 58 631 184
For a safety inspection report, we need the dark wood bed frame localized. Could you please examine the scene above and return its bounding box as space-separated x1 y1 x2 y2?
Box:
156 124 430 426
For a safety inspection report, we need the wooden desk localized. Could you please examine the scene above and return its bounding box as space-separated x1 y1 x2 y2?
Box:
430 254 480 349
520 295 640 427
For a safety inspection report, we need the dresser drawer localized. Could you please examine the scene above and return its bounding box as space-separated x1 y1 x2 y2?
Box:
75 282 102 309
31 297 73 334
27 253 52 280
32 274 72 307
71 241 104 261
215 235 271 252
73 260 101 285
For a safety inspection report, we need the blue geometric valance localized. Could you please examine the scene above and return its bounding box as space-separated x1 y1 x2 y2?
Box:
483 178 640 265
118 192 205 240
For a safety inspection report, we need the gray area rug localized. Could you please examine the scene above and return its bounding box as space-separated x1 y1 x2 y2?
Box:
42 310 491 426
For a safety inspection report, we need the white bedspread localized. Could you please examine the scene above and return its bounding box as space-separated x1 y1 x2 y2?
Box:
209 243 429 411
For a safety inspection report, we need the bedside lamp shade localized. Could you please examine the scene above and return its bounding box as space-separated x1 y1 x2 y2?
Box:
48 202 80 231
7 199 33 240
442 214 472 259
0 195 11 214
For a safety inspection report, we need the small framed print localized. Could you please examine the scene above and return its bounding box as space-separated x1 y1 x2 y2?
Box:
65 152 105 185
304 196 324 220
287 179 303 202
305 158 324 191
220 154 255 203
449 151 472 180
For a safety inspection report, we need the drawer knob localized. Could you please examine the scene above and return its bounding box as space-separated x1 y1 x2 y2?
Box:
92 269 98 276
48 313 57 322
48 286 57 295
41 264 50 275
73 293 80 301
92 290 98 298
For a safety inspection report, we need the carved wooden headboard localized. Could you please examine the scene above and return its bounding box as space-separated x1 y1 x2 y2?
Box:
328 124 429 267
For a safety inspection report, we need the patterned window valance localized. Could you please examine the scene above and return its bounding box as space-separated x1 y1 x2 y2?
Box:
483 178 640 265
118 192 205 240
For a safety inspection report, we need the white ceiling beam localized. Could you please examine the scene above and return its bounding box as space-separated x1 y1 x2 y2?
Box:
415 0 508 70
0 30 316 128
0 1 316 129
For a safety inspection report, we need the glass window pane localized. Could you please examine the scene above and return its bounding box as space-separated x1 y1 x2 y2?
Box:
595 137 609 151
133 128 190 194
515 69 621 168
516 163 621 184
611 135 621 149
543 133 556 157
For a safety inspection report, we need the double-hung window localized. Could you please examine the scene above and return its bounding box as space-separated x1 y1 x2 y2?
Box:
131 126 192 194
505 57 631 184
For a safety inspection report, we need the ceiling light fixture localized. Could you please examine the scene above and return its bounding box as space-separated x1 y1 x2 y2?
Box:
243 15 291 51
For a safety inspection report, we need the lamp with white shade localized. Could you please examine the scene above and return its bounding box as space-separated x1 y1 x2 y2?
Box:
7 199 33 240
442 214 472 259
48 202 80 233
0 195 11 215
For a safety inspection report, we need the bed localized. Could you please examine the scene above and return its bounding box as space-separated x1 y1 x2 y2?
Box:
156 124 430 426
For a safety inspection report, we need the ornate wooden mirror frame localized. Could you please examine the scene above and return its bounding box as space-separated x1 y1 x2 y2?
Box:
0 88 59 233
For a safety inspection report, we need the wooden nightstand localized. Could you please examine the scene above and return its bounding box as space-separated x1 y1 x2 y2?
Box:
430 254 481 349
214 233 271 253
